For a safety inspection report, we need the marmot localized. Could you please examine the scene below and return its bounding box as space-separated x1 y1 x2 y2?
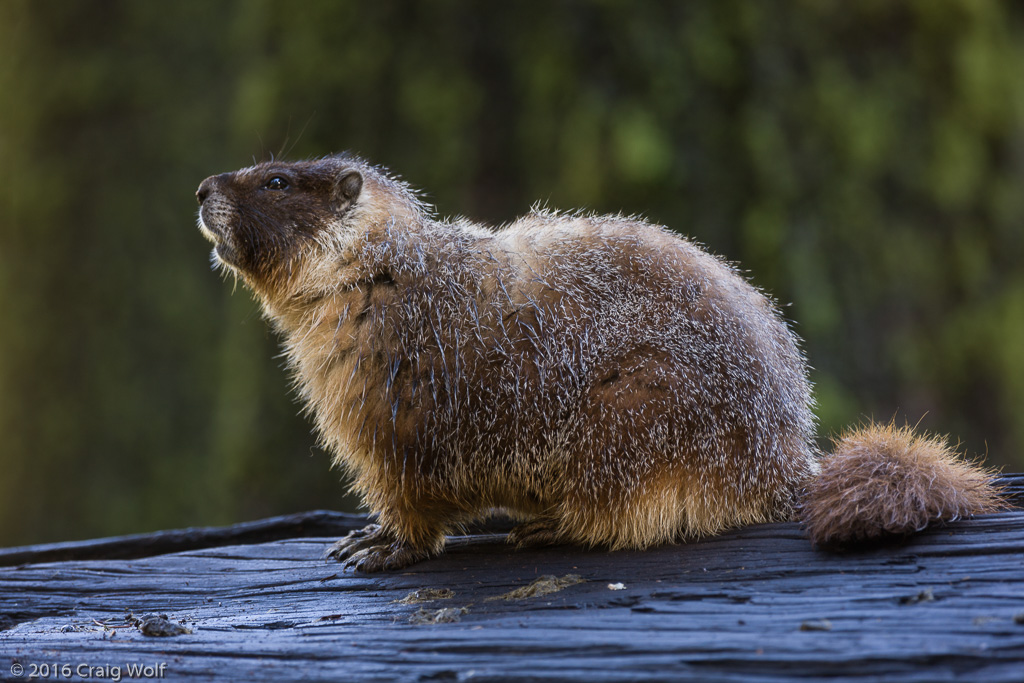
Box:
196 154 1003 572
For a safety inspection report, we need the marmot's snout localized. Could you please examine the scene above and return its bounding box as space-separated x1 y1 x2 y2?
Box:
196 175 238 266
196 176 216 205
196 173 233 206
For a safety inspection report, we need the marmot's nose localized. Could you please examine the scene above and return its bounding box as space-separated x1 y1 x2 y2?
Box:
196 176 216 205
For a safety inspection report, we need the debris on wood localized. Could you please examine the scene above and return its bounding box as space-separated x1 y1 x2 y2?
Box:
899 587 936 604
486 574 585 601
130 614 192 637
799 619 833 632
395 587 456 604
408 607 469 625
607 582 626 590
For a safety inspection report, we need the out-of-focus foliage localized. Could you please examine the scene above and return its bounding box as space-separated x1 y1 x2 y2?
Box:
0 0 1021 546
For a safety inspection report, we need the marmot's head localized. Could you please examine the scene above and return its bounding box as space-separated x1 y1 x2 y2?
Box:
196 155 365 296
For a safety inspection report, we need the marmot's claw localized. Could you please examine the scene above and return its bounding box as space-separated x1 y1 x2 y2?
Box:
344 523 382 540
324 523 391 561
341 542 431 573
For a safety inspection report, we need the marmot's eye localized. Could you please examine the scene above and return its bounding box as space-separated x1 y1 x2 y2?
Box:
264 176 289 191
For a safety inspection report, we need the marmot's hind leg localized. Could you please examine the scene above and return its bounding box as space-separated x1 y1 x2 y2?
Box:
508 516 565 548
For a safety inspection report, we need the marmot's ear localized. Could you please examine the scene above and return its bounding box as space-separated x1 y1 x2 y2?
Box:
332 170 363 213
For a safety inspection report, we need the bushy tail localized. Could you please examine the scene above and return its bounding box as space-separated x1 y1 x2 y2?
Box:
799 422 1006 548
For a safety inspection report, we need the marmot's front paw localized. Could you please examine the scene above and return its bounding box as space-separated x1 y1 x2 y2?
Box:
341 541 433 573
324 523 392 562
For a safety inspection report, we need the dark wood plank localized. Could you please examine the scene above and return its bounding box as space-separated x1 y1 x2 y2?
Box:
2 507 1023 681
0 510 366 567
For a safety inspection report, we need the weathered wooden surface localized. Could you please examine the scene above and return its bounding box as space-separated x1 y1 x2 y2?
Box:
2 478 1023 682
0 510 366 568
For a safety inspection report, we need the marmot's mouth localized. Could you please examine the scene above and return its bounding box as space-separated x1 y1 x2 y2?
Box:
197 213 227 244
197 215 242 269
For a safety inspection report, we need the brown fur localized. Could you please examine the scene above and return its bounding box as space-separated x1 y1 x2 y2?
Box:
195 154 1004 572
800 423 1004 547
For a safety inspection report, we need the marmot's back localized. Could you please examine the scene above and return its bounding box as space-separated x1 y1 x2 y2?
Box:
477 213 819 547
196 154 1003 572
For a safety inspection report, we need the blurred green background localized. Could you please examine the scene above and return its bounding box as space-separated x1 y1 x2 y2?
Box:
1 0 1022 547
